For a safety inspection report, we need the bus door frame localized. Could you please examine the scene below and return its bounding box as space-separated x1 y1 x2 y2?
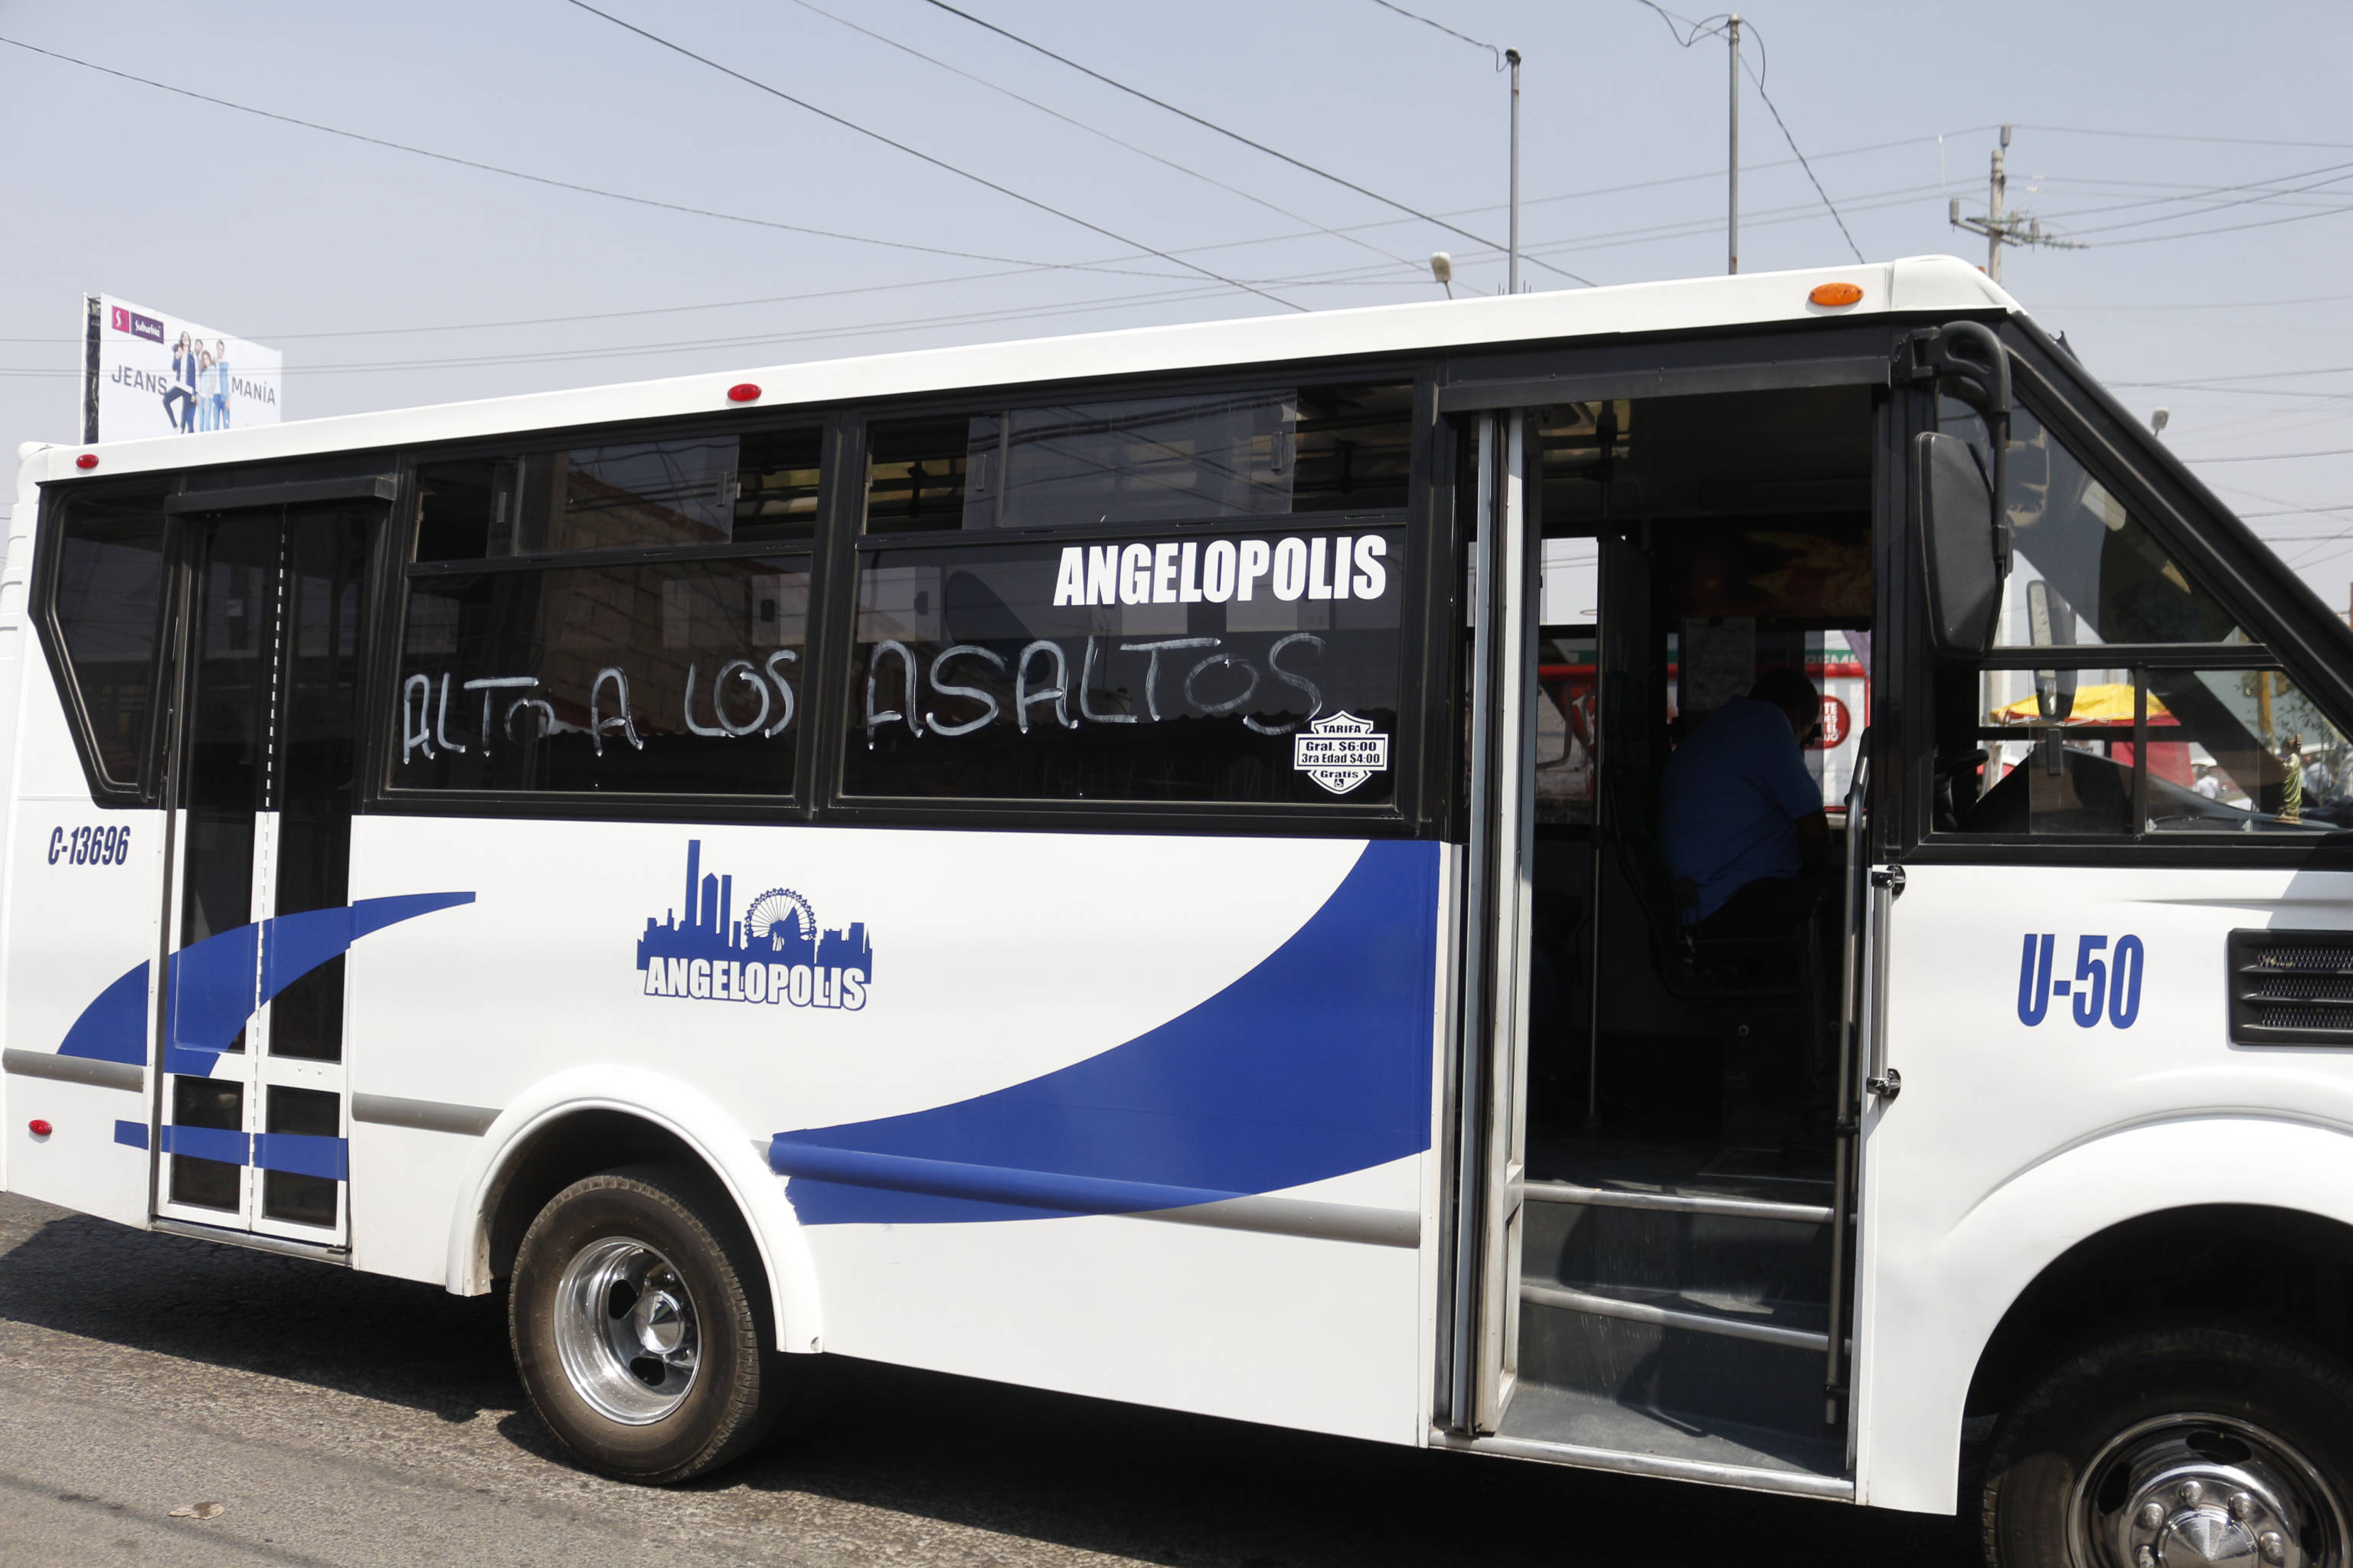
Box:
1446 410 1541 1433
147 474 396 1251
1435 328 1904 1454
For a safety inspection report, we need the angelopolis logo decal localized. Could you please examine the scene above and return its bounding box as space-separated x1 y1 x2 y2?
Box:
638 841 872 1010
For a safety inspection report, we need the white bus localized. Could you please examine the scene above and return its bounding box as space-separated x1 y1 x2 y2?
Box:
10 256 2353 1566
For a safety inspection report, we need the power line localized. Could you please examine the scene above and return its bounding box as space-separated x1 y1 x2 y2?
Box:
0 122 1994 348
2141 386 2353 401
0 175 1964 377
2096 199 2353 250
249 268 1081 341
911 0 1596 287
1626 2 1730 49
1364 0 1508 68
2040 292 2353 312
0 34 1168 279
2030 160 2353 228
2059 165 2353 239
1622 5 1864 265
786 0 1433 282
0 176 1956 377
1738 51 1864 263
0 284 1243 379
561 0 1306 312
2122 365 2353 387
2184 447 2353 462
2018 124 2353 152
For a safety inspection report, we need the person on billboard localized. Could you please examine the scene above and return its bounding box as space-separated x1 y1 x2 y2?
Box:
193 348 214 430
208 340 232 432
162 332 198 433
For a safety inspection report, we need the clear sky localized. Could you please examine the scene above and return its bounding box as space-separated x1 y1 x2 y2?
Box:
5 1 2350 599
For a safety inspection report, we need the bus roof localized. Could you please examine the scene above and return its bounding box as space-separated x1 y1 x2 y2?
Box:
28 255 2018 486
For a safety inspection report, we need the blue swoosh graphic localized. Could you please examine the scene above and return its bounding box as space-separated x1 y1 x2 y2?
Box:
57 893 476 1074
770 839 1440 1224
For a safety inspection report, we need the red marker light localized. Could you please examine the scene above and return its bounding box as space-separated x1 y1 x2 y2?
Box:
727 383 761 404
74 453 99 470
27 1120 51 1137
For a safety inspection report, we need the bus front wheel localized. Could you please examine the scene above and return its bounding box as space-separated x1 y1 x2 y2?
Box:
509 1164 795 1483
1980 1319 2353 1568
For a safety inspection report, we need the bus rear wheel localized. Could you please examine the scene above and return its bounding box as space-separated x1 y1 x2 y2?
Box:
1980 1320 2353 1568
510 1164 790 1483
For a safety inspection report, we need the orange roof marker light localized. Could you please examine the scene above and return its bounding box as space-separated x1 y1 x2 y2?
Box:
1809 282 1865 309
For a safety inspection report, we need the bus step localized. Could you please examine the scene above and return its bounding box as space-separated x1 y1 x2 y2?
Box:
1522 1188 1832 1312
1519 1279 1831 1352
1523 1178 1832 1226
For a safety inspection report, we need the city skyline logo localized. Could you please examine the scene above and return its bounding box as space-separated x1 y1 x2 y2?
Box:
637 840 873 1011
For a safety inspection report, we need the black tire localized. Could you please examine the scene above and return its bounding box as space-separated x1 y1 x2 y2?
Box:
1980 1318 2353 1568
510 1163 799 1484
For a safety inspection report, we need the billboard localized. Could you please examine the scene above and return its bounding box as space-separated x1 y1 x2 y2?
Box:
83 293 283 442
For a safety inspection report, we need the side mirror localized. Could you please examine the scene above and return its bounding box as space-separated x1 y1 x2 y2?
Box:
1914 320 2015 658
1916 430 2005 655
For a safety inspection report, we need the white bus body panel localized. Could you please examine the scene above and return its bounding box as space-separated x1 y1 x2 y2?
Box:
1853 862 2353 1512
1 800 165 1226
0 538 165 1225
333 815 1439 1444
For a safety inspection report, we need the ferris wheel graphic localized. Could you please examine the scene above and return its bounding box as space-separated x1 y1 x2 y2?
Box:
743 888 817 949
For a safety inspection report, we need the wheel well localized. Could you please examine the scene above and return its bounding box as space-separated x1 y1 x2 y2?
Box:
479 1109 737 1285
1966 1204 2353 1420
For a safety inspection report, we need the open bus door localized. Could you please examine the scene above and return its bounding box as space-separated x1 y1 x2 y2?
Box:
1447 410 1538 1434
1441 358 1890 1498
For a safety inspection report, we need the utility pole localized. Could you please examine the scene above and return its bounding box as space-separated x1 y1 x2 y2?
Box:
1507 48 1521 294
1986 125 2006 279
1951 126 2082 281
1726 16 1740 274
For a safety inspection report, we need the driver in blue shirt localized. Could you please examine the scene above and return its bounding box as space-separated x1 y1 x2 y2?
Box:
1659 667 1830 938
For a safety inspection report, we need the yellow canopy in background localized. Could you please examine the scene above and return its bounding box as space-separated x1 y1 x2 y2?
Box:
1991 683 2173 724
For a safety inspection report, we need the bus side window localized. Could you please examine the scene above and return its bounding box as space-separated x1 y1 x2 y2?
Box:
841 528 1407 806
45 489 170 791
394 555 811 797
1932 400 2353 837
413 429 819 564
861 384 1412 536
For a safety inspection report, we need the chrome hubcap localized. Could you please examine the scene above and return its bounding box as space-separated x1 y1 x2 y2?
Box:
2074 1415 2344 1568
552 1237 700 1425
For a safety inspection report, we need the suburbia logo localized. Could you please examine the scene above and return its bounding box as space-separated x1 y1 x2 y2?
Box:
109 306 164 344
636 840 873 1010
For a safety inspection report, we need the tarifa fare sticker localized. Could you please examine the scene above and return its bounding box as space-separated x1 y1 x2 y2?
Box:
1294 711 1390 795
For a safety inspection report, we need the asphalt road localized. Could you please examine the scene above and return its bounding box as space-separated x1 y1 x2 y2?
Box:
0 1192 1979 1566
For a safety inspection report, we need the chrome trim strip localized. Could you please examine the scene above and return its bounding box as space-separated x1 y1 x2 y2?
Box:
3 1050 142 1093
151 1217 349 1265
1521 1179 1832 1226
350 1093 498 1137
1430 1428 1855 1499
1136 1194 1421 1249
1519 1280 1832 1352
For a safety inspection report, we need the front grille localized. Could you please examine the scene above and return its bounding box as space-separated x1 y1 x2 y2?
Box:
2230 930 2353 1046
2248 945 2353 975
